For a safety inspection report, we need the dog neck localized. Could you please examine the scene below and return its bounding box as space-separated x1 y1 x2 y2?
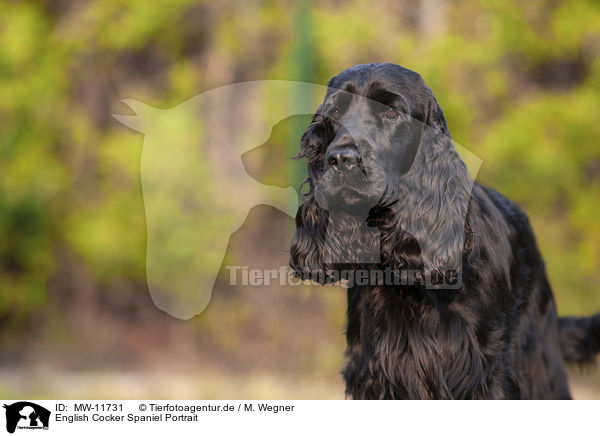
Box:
342 282 494 399
322 210 382 264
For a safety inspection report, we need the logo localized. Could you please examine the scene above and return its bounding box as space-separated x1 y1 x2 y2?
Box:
3 402 50 434
112 81 483 319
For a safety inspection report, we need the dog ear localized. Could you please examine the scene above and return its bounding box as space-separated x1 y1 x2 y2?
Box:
294 107 327 161
390 96 473 288
425 96 450 135
290 195 329 280
290 110 331 282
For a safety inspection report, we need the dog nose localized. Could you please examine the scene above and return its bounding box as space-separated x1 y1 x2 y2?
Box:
326 147 361 171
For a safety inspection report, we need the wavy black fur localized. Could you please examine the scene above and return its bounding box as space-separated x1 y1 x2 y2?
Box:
290 63 600 399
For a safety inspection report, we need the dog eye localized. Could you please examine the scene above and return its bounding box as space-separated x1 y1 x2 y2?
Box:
382 108 400 120
328 107 341 121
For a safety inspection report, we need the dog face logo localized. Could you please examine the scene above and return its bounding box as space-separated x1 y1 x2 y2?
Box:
113 80 483 318
3 402 50 433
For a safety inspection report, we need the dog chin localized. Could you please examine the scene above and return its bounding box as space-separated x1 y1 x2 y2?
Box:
315 183 379 214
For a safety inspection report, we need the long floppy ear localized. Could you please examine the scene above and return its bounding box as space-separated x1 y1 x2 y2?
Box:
391 96 473 288
289 109 332 282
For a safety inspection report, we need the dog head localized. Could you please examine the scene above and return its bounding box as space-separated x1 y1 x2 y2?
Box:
290 63 473 288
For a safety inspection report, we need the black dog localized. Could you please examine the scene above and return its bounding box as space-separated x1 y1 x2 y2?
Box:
290 63 600 399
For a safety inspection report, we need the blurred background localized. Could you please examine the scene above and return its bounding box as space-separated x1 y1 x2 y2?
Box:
1 0 600 399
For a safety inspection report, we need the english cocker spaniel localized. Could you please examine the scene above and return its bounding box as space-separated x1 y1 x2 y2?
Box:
290 63 600 399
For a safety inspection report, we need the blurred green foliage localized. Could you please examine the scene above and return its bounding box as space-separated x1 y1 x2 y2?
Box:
1 0 600 368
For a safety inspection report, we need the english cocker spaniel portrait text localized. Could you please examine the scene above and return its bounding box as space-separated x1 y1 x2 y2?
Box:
290 63 600 400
